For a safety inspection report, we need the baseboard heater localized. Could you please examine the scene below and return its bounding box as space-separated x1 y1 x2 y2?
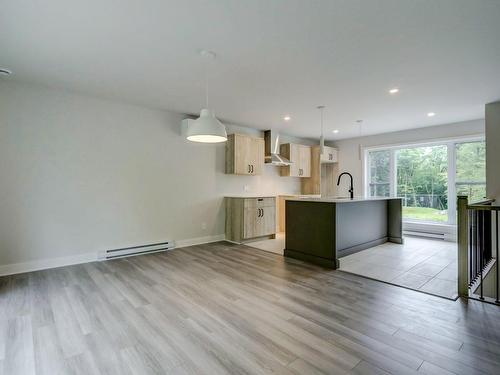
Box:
98 240 175 260
403 230 445 240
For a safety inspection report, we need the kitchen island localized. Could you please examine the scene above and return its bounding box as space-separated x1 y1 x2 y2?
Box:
284 197 402 268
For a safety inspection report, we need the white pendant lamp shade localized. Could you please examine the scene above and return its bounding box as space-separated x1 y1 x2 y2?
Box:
186 109 227 143
185 50 227 143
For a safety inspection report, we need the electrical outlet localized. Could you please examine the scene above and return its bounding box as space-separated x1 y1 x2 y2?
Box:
244 185 250 192
201 222 207 230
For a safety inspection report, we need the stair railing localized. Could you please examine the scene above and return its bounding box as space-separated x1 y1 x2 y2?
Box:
457 196 499 304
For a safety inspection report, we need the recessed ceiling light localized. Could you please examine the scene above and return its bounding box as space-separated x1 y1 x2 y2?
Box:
0 68 12 76
332 129 339 134
427 112 436 117
283 115 291 121
389 88 399 94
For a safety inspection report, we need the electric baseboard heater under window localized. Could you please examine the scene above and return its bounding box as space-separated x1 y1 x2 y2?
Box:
98 240 175 260
403 230 445 240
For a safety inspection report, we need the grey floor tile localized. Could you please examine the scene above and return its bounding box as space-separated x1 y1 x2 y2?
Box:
419 277 458 299
435 264 458 282
390 272 433 289
339 237 458 298
407 262 446 277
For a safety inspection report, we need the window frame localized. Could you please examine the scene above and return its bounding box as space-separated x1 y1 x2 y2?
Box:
363 134 485 225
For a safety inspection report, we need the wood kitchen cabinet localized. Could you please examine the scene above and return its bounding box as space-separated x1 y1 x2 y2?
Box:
301 145 339 196
320 146 338 163
280 143 311 177
225 133 264 175
225 197 276 243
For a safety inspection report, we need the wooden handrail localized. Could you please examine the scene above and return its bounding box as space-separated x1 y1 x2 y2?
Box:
467 204 500 211
467 199 496 209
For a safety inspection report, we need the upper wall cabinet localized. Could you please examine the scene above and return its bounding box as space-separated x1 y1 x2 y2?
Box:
225 133 264 175
280 143 311 177
320 146 338 163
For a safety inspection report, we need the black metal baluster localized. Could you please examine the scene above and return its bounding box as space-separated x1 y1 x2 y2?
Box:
474 210 478 282
496 210 499 304
480 210 484 300
469 209 473 285
471 210 477 281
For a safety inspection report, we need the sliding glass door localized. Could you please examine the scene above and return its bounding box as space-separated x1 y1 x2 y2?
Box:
366 138 485 225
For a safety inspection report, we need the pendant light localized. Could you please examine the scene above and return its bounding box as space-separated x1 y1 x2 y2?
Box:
317 105 325 154
186 50 227 143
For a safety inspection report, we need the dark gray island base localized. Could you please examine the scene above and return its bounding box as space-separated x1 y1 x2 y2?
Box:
284 197 403 269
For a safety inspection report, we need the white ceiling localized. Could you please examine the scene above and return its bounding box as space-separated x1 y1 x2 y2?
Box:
2 0 500 140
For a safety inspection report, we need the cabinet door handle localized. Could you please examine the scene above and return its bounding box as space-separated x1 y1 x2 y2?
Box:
261 208 264 217
258 208 263 217
251 165 254 173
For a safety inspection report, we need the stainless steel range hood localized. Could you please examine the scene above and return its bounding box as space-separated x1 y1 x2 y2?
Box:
264 130 292 166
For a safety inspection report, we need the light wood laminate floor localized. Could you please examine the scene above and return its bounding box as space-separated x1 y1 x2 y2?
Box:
1 241 500 375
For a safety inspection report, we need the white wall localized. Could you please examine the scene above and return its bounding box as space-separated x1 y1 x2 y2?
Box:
332 119 485 195
0 81 311 271
486 102 500 201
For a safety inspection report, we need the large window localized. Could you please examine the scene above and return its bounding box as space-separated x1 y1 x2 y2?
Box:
365 138 485 224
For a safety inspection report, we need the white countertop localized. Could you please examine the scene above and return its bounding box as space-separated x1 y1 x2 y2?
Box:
286 196 402 203
278 194 322 198
225 195 277 198
225 194 321 199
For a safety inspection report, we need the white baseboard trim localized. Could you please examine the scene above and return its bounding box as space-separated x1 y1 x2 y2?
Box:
0 234 227 277
175 234 226 248
0 251 98 277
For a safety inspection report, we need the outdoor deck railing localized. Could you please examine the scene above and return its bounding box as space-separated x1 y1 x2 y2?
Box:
457 196 499 304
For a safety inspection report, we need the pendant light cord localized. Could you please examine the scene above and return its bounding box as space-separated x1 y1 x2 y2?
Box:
200 50 216 110
320 107 324 136
317 105 325 138
205 61 209 108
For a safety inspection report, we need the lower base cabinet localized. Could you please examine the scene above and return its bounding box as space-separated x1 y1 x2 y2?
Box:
226 197 276 243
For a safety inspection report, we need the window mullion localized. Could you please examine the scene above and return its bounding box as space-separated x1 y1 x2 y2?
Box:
448 142 457 225
390 149 397 197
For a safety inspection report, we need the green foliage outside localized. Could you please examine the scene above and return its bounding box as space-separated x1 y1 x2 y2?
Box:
402 207 448 222
397 145 448 214
455 142 487 203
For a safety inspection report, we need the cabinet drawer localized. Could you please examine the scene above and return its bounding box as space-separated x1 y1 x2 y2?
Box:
244 197 275 208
